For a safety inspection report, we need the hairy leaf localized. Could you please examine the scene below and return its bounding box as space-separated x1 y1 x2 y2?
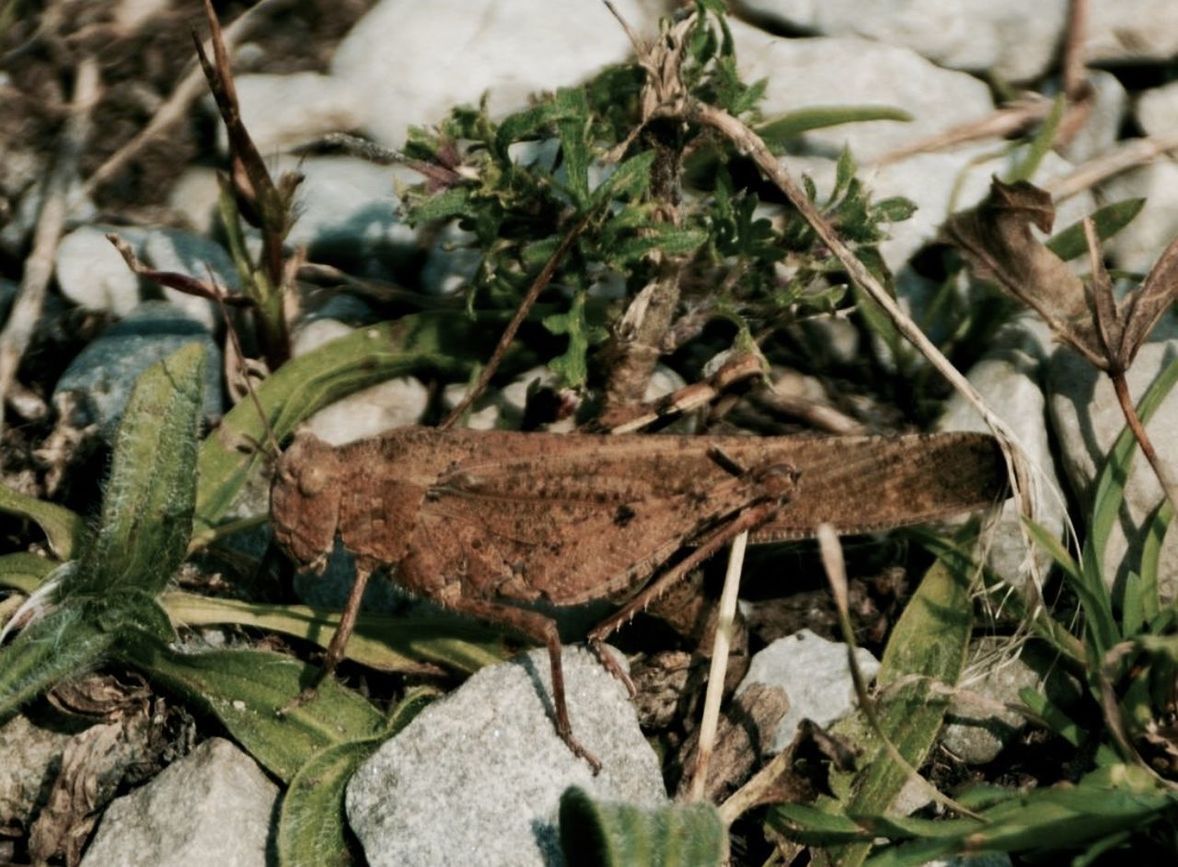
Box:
73 344 205 596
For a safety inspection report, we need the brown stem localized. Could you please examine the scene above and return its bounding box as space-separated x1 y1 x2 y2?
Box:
439 211 594 430
1111 371 1178 516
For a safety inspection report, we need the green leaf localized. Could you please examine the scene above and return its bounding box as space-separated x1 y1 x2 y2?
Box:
860 764 1176 866
407 186 473 224
1046 199 1147 261
1005 93 1066 183
277 739 377 867
543 291 608 387
871 197 918 224
0 604 117 722
276 687 437 867
193 315 472 545
130 640 384 782
810 556 973 866
591 151 655 206
162 591 509 675
0 552 57 595
73 344 205 596
0 486 85 560
755 106 912 148
1137 499 1171 626
554 88 592 209
1083 353 1178 650
559 786 727 867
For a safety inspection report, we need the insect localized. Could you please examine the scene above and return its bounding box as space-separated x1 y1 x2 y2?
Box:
271 426 1007 770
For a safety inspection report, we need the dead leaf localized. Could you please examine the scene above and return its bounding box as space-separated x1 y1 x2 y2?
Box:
943 178 1103 368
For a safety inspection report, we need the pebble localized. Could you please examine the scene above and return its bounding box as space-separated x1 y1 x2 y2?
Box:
80 738 278 867
736 629 880 753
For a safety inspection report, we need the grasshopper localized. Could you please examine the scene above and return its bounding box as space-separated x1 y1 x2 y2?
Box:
271 426 1006 771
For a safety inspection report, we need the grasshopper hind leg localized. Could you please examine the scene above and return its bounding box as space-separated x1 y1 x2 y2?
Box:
442 596 604 774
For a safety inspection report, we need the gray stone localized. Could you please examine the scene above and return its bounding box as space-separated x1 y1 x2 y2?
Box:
330 0 658 149
736 629 880 753
80 738 278 867
938 316 1066 588
734 0 1066 82
732 21 993 162
1048 336 1178 600
212 72 365 155
53 301 224 440
1085 0 1178 65
1101 160 1178 275
347 646 665 867
939 639 1043 765
0 715 72 830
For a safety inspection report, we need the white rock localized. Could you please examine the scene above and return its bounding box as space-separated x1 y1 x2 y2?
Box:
1086 0 1178 64
331 0 656 149
292 319 429 444
938 316 1066 588
733 0 1066 82
284 157 418 267
347 646 665 867
167 166 222 235
55 226 144 316
1048 335 1178 600
80 738 278 867
1136 81 1178 137
303 378 429 445
1059 71 1127 165
213 72 365 155
1101 159 1178 275
737 629 880 753
731 23 994 162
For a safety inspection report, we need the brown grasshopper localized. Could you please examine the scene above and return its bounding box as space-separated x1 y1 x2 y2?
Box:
271 426 1007 771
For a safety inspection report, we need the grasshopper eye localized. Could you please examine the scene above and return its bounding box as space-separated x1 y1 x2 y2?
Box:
297 463 331 498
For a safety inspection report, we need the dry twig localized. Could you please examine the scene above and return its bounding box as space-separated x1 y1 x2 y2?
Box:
0 56 101 426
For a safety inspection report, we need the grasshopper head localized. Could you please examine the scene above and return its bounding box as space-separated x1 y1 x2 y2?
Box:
271 432 343 572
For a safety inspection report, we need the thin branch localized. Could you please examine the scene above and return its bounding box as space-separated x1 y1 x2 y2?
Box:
1111 372 1178 517
1062 0 1090 101
1045 132 1178 201
0 56 101 427
439 212 595 430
